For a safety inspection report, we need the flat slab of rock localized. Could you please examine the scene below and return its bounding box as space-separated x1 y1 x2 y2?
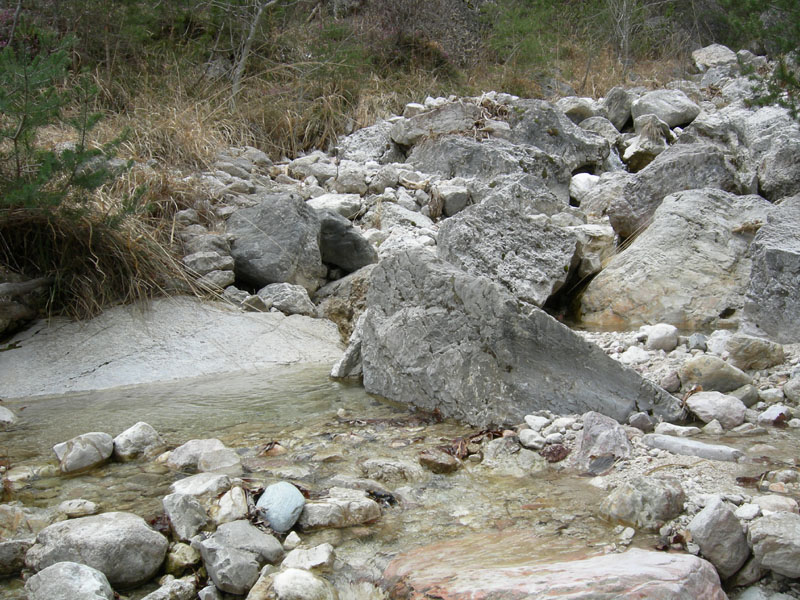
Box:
382 531 726 599
0 297 342 398
642 434 743 462
359 249 681 427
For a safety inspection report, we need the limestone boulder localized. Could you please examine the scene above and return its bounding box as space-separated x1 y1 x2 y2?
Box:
336 120 402 164
725 334 784 370
382 532 726 599
748 512 800 578
167 439 226 471
359 249 682 427
509 99 610 172
692 44 738 73
25 512 168 588
297 487 381 530
641 434 743 462
306 193 362 219
743 196 800 343
257 283 316 317
688 496 749 578
227 194 326 293
608 143 740 238
758 133 800 202
630 89 701 128
52 432 113 474
679 355 752 393
581 189 773 330
25 561 114 600
572 411 631 471
316 210 378 273
113 422 164 462
600 476 685 531
686 391 747 430
437 195 578 307
390 101 483 147
600 86 635 131
163 493 210 541
0 537 33 577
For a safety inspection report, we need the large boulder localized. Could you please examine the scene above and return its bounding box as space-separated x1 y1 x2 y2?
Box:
336 120 403 164
600 476 685 531
25 512 168 588
382 531 726 599
227 194 326 293
0 297 342 398
748 512 800 578
437 195 578 307
743 196 800 343
508 99 610 172
757 132 800 202
52 432 113 474
316 210 378 273
25 561 114 600
581 189 773 330
390 101 483 147
407 135 571 204
608 143 741 238
113 422 164 462
600 86 635 131
688 496 750 579
358 249 681 427
630 89 701 128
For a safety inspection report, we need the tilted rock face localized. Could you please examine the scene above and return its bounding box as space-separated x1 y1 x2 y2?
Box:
406 135 571 204
508 99 610 172
437 194 578 307
581 188 773 330
608 143 740 238
227 193 326 292
382 531 727 600
743 195 800 343
360 249 681 427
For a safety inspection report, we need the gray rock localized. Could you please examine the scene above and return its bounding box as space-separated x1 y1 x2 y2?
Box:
281 543 335 572
641 434 744 462
271 567 337 600
692 44 738 72
431 182 470 217
757 404 792 427
687 333 708 351
579 116 621 149
197 270 236 291
197 447 242 475
407 135 571 204
257 283 316 317
167 438 226 471
0 537 33 577
418 447 461 474
556 96 599 123
25 512 168 588
482 437 547 477
0 297 342 399
686 392 746 430
182 233 230 256
307 193 362 219
688 496 750 578
140 575 195 600
578 171 630 219
730 384 760 408
52 432 113 474
758 134 800 202
573 412 631 471
642 323 679 352
298 487 381 530
337 121 402 164
332 160 368 195
608 143 741 238
227 194 326 292
113 421 164 462
194 520 283 595
628 412 654 433
25 561 114 600
288 153 337 184
509 99 610 172
358 249 682 427
518 429 546 450
390 101 483 146
679 355 752 393
361 458 425 483
170 473 231 497
600 476 685 531
600 86 634 131
582 189 773 330
437 196 578 307
622 114 675 172
566 223 616 279
163 493 210 541
317 210 378 273
748 512 800 578
743 196 800 343
256 482 306 534
784 375 800 403
183 252 235 276
630 89 700 128
725 334 784 370
198 584 223 600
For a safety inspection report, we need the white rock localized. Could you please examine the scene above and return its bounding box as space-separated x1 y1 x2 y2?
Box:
170 473 232 497
57 499 98 518
753 494 799 515
642 323 679 352
686 391 746 430
523 415 550 431
735 504 761 520
281 543 335 572
211 486 249 525
619 346 650 365
113 422 164 462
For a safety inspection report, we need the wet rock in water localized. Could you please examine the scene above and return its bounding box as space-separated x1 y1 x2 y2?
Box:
600 476 685 532
269 567 337 600
170 473 232 497
437 194 579 307
583 189 771 329
141 575 196 600
281 543 335 572
688 496 750 578
358 249 681 427
193 520 283 595
52 432 113 474
257 283 317 317
256 482 306 534
482 437 548 477
25 561 114 600
211 486 249 525
25 511 169 588
0 405 17 429
0 537 33 577
686 391 746 430
163 493 210 541
573 411 632 471
382 531 726 599
57 499 98 518
197 447 243 476
540 444 570 463
748 512 800 578
679 355 752 393
166 542 202 576
418 448 461 474
297 487 381 530
641 434 743 462
113 421 164 462
725 334 784 371
361 458 425 483
757 404 792 427
743 196 800 343
166 438 227 471
227 193 326 293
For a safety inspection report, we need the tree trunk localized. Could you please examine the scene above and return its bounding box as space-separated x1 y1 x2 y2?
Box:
231 0 278 104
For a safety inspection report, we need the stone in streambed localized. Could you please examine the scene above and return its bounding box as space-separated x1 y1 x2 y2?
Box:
25 561 114 600
52 432 113 474
256 482 306 534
